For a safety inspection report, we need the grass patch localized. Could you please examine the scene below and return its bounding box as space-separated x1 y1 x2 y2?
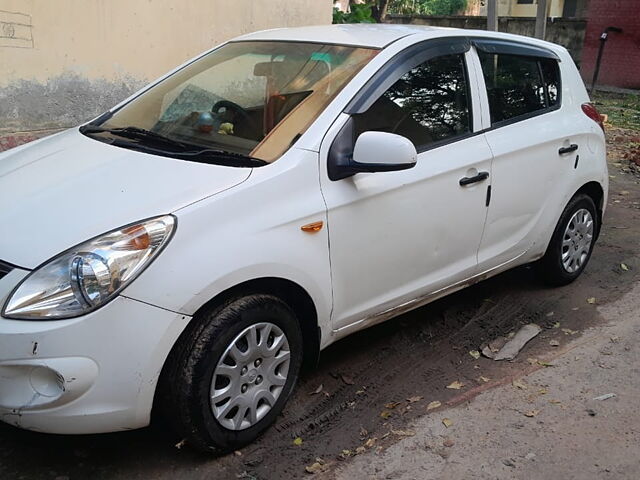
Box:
592 91 640 131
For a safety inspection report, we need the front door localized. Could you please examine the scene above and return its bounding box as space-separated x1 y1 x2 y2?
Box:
320 49 494 332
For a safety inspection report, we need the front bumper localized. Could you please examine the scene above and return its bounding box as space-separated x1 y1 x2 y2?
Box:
0 268 190 434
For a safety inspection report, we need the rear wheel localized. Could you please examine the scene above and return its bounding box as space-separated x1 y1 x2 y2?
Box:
539 194 598 286
159 294 303 453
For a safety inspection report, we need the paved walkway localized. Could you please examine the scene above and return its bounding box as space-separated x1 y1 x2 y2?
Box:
334 283 640 480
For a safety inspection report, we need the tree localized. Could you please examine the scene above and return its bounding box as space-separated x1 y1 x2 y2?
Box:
371 0 391 21
332 0 466 24
332 1 389 24
388 0 468 16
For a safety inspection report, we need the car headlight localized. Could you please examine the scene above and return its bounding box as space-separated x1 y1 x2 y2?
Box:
2 215 175 320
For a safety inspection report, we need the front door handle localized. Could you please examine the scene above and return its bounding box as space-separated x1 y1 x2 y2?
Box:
559 144 578 155
459 171 489 186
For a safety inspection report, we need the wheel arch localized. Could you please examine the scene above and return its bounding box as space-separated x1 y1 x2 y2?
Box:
197 277 320 369
157 276 320 385
151 276 321 425
573 181 604 238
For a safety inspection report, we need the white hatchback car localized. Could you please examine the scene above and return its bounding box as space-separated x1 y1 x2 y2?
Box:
0 25 606 452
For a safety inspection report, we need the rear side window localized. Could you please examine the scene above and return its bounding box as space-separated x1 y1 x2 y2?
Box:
478 52 561 125
354 53 471 150
540 58 560 108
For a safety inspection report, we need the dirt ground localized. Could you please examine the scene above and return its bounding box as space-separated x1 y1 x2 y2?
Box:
1 101 639 480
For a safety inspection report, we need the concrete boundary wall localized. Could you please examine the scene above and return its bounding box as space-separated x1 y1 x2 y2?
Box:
386 15 587 66
0 0 330 150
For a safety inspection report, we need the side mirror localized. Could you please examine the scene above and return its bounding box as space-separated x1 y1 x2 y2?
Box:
327 117 417 181
352 131 417 172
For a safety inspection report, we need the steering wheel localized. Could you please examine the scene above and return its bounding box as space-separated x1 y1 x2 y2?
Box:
212 100 260 137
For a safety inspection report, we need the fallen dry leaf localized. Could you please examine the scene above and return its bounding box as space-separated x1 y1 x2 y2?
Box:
384 401 401 409
446 381 465 390
305 462 328 474
293 437 303 446
538 388 549 395
549 339 560 347
621 263 630 271
524 409 540 417
310 384 323 395
553 321 561 328
593 393 616 401
442 418 453 428
380 410 391 419
512 379 528 390
174 438 187 449
355 446 366 455
587 297 597 304
478 376 490 383
427 400 442 410
341 374 355 385
537 360 554 367
469 350 481 360
407 395 422 403
562 328 578 335
364 437 377 448
391 429 416 437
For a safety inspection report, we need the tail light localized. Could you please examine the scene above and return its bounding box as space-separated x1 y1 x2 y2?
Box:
581 103 605 131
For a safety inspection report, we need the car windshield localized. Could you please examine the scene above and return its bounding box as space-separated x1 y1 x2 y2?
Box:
86 41 378 165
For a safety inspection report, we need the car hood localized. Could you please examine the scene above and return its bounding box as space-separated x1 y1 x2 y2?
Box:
0 129 251 268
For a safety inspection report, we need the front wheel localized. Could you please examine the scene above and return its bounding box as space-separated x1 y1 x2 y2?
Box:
159 294 303 453
539 194 598 286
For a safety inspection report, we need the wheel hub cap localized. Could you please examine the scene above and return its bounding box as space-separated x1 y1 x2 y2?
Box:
210 322 290 431
561 208 594 274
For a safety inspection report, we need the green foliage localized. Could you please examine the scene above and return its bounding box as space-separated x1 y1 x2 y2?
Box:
333 3 376 24
388 0 467 16
593 91 640 131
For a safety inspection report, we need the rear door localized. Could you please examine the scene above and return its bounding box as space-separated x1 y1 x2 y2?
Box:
472 40 578 270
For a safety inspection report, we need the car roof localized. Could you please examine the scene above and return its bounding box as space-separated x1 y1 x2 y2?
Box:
232 24 563 52
234 24 441 49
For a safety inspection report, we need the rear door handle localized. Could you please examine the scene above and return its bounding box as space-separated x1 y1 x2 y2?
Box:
459 171 489 186
559 144 578 155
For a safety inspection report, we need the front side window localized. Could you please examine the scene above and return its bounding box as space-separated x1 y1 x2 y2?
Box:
85 41 378 164
353 54 472 150
478 52 560 125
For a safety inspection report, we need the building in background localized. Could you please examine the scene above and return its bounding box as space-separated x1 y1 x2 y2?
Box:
580 0 640 90
0 0 331 151
388 0 638 90
470 0 590 18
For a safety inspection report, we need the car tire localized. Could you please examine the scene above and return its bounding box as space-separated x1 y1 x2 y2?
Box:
539 194 598 286
158 294 303 453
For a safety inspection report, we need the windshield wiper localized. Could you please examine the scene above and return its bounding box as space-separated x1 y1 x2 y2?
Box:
81 124 268 167
175 148 269 167
94 137 267 167
80 125 191 150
